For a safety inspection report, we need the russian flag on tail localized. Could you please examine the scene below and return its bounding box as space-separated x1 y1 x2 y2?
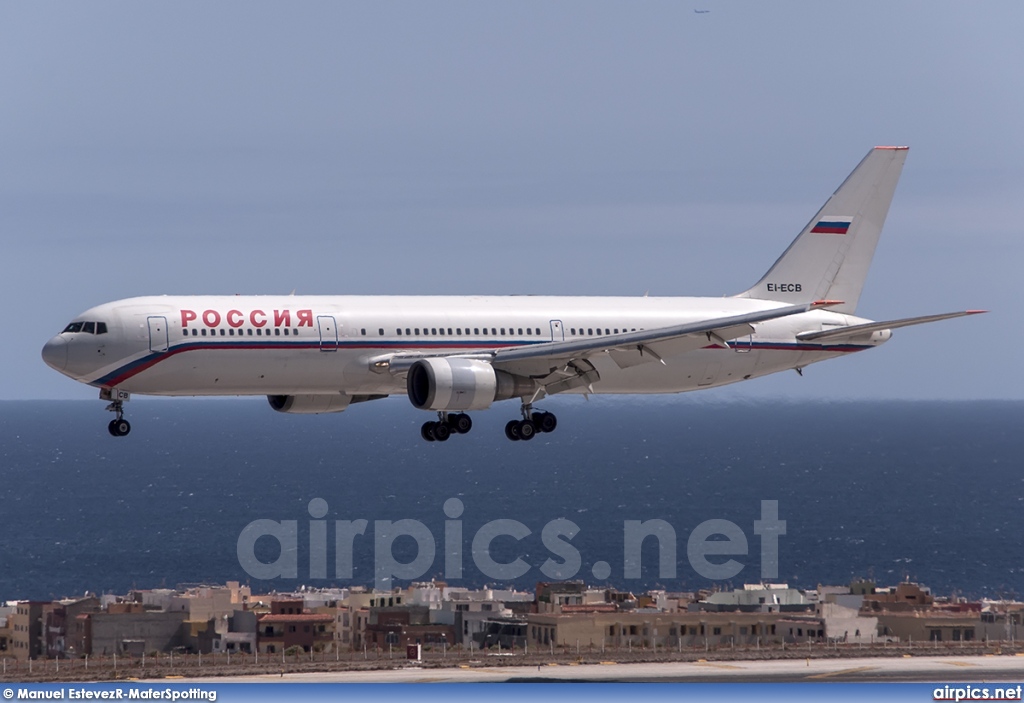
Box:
810 217 853 234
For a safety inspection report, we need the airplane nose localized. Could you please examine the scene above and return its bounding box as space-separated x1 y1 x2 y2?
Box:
42 336 68 371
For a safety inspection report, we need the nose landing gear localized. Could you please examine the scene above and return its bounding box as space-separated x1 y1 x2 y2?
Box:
104 397 131 437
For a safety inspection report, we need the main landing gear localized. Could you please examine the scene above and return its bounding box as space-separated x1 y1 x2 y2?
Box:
106 399 131 437
421 412 473 442
504 404 557 442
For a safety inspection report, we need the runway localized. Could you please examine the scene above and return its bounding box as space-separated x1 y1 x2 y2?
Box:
164 655 1024 684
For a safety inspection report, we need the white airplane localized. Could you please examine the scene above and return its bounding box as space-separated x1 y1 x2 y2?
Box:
42 146 983 441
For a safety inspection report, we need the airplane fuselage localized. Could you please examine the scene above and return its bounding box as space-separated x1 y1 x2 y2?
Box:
43 294 884 398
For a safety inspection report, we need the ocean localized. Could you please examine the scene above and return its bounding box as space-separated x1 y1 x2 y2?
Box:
1 397 1021 600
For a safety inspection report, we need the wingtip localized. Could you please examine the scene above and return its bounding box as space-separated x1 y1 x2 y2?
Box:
965 309 988 315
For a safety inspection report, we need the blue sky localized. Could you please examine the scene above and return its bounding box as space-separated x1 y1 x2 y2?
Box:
2 1 1021 400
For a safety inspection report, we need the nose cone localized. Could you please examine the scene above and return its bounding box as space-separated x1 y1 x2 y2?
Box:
42 336 68 371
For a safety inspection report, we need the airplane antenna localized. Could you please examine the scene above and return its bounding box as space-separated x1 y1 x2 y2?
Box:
289 289 296 296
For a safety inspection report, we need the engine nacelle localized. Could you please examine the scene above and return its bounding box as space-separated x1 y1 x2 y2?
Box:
267 394 352 414
406 358 533 411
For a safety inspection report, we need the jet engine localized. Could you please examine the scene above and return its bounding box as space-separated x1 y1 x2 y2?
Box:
406 358 534 411
267 394 352 414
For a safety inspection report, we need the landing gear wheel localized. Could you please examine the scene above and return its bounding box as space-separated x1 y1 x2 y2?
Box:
421 422 437 442
108 419 131 437
450 413 473 434
505 420 521 441
534 411 558 433
433 421 451 441
517 419 536 441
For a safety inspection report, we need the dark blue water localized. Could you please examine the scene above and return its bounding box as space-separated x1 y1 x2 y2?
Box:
1 398 1021 600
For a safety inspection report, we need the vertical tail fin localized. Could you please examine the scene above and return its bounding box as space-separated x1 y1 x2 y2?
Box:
738 146 908 314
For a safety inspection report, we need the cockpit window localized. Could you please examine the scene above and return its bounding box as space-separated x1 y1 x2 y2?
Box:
62 321 108 334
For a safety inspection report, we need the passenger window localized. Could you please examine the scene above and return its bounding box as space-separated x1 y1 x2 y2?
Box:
256 329 261 336
526 328 532 335
405 328 411 335
229 329 235 336
491 328 496 335
517 328 523 335
274 328 280 336
221 329 226 336
361 329 366 336
474 328 479 335
247 329 253 336
96 322 108 335
182 330 188 338
397 329 402 336
201 329 207 336
605 329 610 335
283 328 289 336
379 328 384 336
447 328 452 335
415 328 420 335
588 328 593 335
431 328 437 335
500 328 505 335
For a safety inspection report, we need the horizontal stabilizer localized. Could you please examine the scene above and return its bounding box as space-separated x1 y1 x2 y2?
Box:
796 310 986 342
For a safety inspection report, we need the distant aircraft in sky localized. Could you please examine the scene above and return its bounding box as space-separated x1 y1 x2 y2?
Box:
42 147 983 442
694 9 711 13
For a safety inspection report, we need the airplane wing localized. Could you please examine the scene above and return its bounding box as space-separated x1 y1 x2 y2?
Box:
795 310 986 343
382 301 839 395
